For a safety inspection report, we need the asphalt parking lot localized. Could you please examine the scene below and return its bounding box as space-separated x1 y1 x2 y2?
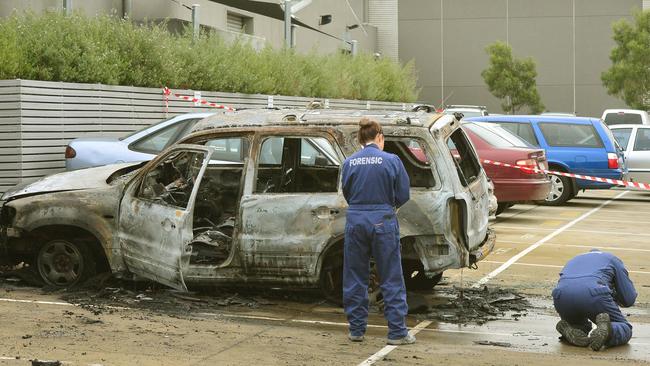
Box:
1 189 650 366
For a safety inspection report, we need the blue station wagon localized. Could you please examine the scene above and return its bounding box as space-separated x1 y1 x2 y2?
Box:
466 115 626 205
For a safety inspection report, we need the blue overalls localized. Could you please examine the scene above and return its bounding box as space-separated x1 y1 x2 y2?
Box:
341 143 411 340
552 250 637 347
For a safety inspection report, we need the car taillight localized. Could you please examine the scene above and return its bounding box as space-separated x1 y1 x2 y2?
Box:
516 158 538 174
607 152 619 169
65 146 76 159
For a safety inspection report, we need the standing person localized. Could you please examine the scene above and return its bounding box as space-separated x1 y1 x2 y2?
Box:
552 249 637 351
341 117 414 345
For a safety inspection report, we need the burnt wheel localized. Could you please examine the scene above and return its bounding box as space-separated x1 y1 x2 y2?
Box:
495 203 510 216
405 271 442 291
320 250 343 305
37 238 95 287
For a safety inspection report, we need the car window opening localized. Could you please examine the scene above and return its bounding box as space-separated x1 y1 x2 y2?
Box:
498 122 539 147
191 137 249 266
256 136 340 194
604 113 643 125
447 129 481 187
539 122 604 148
634 129 650 151
138 150 206 209
383 137 435 188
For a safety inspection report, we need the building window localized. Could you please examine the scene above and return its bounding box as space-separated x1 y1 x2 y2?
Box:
227 12 253 34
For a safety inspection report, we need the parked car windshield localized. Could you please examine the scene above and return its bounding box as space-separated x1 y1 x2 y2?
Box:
612 128 633 150
538 122 603 148
463 122 531 148
604 112 643 125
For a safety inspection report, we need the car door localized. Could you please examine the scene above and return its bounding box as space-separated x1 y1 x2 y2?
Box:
433 116 490 253
626 127 650 183
118 144 214 290
238 131 347 276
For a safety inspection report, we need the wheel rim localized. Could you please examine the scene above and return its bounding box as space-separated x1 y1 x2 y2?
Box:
37 240 83 286
546 174 564 202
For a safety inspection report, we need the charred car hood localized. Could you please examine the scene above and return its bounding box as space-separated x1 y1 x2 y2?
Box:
2 162 141 201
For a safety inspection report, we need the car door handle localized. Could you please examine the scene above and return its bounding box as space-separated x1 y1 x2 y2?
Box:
312 207 340 218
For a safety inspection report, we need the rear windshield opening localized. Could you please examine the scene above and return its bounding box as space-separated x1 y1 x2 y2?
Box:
604 113 643 126
383 138 435 188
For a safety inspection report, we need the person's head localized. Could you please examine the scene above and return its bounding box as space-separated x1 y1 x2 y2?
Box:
357 117 384 150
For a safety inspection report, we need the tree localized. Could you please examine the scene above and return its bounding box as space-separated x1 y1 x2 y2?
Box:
602 10 650 110
481 41 544 114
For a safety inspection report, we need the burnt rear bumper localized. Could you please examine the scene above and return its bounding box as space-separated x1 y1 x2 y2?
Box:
470 227 495 265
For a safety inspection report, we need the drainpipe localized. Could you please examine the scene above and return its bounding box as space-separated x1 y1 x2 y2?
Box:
122 0 132 20
284 0 293 48
192 4 200 41
63 0 72 15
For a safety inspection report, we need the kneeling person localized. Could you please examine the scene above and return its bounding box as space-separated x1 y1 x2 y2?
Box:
552 249 637 351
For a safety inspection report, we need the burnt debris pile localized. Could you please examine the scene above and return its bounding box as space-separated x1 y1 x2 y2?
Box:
412 286 530 325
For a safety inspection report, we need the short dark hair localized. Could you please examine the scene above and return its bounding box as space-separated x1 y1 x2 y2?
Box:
357 117 383 144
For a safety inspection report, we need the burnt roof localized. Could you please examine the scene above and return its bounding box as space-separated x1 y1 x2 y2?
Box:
190 108 444 133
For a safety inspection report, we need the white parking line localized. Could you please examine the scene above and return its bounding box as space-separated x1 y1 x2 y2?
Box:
495 225 650 237
497 240 650 253
482 260 650 275
498 215 650 225
356 320 432 366
473 191 627 288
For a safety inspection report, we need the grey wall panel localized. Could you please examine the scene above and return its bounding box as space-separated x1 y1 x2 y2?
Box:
443 18 507 86
508 0 571 18
509 16 573 85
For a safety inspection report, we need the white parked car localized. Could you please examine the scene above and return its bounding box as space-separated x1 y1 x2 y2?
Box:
609 124 650 183
601 109 650 126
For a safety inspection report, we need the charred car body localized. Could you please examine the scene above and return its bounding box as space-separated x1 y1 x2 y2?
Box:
0 109 495 298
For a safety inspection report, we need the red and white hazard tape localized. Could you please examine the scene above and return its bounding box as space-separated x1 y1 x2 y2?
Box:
162 87 235 112
482 159 650 190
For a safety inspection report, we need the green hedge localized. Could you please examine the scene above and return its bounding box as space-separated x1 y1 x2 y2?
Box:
0 12 418 102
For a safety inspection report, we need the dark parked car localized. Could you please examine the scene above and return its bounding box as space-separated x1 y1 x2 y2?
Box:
466 116 626 205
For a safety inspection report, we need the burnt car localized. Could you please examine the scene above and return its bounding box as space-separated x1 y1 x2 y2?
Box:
0 109 495 299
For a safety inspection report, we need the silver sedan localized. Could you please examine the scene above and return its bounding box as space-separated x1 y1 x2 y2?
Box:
610 124 650 183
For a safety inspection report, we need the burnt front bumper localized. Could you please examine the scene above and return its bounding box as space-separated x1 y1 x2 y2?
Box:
470 227 495 265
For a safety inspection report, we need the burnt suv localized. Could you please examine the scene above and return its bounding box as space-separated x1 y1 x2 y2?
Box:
0 109 495 298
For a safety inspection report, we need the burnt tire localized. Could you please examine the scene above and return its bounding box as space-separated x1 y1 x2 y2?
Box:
542 174 573 206
405 271 442 291
403 260 443 291
36 238 96 288
495 203 511 216
320 250 343 305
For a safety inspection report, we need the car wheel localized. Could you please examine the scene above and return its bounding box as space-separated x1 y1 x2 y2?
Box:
543 174 573 206
320 250 343 305
403 261 443 291
37 238 95 287
495 203 511 216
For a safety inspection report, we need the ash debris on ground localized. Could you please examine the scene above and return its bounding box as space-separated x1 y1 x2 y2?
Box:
1 266 530 326
410 285 530 325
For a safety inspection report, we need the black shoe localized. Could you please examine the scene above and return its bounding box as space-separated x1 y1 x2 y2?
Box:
556 320 591 347
589 313 612 351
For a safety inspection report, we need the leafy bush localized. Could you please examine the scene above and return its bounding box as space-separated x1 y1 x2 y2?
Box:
0 11 418 102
